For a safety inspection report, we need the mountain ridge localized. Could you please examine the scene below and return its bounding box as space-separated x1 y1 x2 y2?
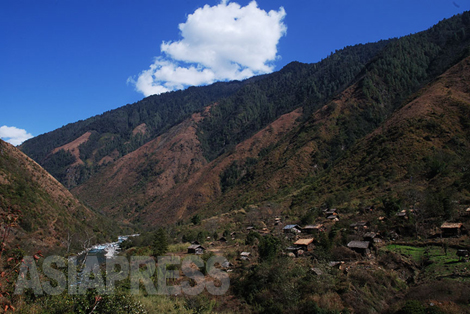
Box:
18 10 470 228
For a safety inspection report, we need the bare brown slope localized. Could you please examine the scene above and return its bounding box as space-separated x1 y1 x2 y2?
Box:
72 111 208 224
0 139 113 254
147 107 303 225
51 131 91 166
72 107 303 226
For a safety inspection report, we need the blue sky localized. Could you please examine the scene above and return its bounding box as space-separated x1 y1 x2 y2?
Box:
1 0 469 145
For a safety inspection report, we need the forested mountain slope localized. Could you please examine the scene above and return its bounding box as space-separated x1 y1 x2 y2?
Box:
20 11 470 227
187 11 470 217
20 41 390 189
20 81 247 188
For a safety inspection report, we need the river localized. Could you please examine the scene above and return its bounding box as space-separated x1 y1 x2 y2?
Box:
71 234 139 265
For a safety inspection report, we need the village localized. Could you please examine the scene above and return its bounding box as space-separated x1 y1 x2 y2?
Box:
161 203 470 279
113 202 470 312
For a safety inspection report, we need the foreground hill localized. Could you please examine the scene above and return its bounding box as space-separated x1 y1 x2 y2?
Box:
0 139 118 254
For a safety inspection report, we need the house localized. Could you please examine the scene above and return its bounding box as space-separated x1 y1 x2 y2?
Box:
258 227 270 234
347 241 371 255
389 231 399 240
283 224 301 234
397 210 407 218
293 238 315 251
323 208 338 217
328 261 345 269
240 252 251 260
218 237 227 243
363 232 377 242
441 222 465 237
327 214 339 221
221 261 234 269
457 249 469 261
187 244 205 254
286 246 299 253
350 221 369 231
302 224 325 234
311 268 323 276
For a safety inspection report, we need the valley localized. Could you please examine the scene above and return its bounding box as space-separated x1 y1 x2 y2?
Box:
2 9 470 313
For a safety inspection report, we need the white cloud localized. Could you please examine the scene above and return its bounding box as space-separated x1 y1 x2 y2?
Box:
0 125 34 146
129 0 286 97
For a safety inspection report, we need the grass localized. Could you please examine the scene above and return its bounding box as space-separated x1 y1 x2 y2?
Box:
167 242 191 254
134 295 193 313
135 294 223 314
384 244 470 282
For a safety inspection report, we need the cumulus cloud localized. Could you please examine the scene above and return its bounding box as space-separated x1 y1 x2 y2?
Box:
0 125 34 146
129 0 287 97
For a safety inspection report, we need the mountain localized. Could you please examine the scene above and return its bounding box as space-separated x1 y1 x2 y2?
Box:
8 11 470 314
20 41 390 190
286 54 470 219
0 139 119 254
20 81 248 188
19 11 470 228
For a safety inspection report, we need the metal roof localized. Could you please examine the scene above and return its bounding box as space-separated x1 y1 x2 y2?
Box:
347 241 370 249
350 221 368 227
283 224 299 230
187 244 205 250
363 232 377 238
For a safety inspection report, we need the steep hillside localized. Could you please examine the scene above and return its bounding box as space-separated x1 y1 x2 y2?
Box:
0 139 118 254
199 11 470 214
308 55 470 208
20 81 247 188
72 109 209 225
21 41 389 190
72 105 303 226
226 53 470 217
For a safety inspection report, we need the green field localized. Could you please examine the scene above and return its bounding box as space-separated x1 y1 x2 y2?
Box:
384 244 470 282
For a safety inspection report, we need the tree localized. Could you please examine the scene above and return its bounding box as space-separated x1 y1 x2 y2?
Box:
424 188 455 220
397 300 425 314
382 197 402 217
245 231 261 246
191 214 201 225
258 235 281 262
152 228 168 257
